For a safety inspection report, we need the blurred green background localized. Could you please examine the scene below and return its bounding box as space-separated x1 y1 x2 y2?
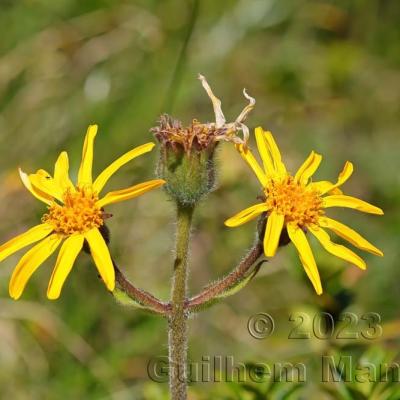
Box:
0 0 399 399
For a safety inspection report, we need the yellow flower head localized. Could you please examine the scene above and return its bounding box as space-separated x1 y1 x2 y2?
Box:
225 127 383 295
0 125 165 300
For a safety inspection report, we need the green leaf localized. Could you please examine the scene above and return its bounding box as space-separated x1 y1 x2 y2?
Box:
112 288 163 316
215 261 265 299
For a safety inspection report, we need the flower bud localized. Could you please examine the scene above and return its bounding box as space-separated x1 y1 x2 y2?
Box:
153 116 218 205
152 75 256 206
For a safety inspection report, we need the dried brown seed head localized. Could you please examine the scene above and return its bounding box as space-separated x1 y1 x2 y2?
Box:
152 75 256 153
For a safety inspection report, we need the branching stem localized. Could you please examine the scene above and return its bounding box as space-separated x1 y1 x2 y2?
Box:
113 260 170 316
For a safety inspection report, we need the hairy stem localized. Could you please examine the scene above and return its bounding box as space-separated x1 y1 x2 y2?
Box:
187 241 263 311
113 260 170 316
169 204 194 400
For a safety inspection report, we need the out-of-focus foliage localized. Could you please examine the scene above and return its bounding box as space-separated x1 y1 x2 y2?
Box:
0 0 399 399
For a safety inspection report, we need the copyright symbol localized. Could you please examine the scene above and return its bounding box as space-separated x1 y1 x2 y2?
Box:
248 313 275 339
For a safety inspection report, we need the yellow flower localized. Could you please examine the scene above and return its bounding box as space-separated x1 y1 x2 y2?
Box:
0 125 165 300
225 127 383 295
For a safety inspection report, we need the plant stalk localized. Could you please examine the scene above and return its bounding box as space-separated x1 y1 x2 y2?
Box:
169 204 194 400
112 260 170 315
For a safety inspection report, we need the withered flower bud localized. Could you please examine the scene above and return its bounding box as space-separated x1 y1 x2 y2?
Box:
153 115 219 205
152 75 255 206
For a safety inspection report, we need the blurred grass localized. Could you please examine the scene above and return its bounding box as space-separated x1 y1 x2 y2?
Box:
0 0 399 399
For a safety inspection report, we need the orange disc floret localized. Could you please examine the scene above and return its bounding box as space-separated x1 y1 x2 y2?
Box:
42 187 103 235
265 176 324 227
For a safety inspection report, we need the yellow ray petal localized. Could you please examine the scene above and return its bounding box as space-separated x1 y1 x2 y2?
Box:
323 195 383 215
54 152 75 192
287 224 323 295
263 130 287 176
236 144 268 187
96 179 165 208
47 234 84 300
29 170 64 201
0 223 54 263
84 228 115 291
310 161 353 195
93 142 155 193
78 124 98 186
309 181 343 195
309 226 366 270
319 217 383 256
9 234 62 300
295 151 322 185
225 203 270 227
19 168 54 205
334 161 353 185
263 212 284 257
255 127 274 174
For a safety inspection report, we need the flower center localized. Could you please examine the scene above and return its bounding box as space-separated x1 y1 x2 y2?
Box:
265 176 324 227
152 115 224 153
42 188 103 235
